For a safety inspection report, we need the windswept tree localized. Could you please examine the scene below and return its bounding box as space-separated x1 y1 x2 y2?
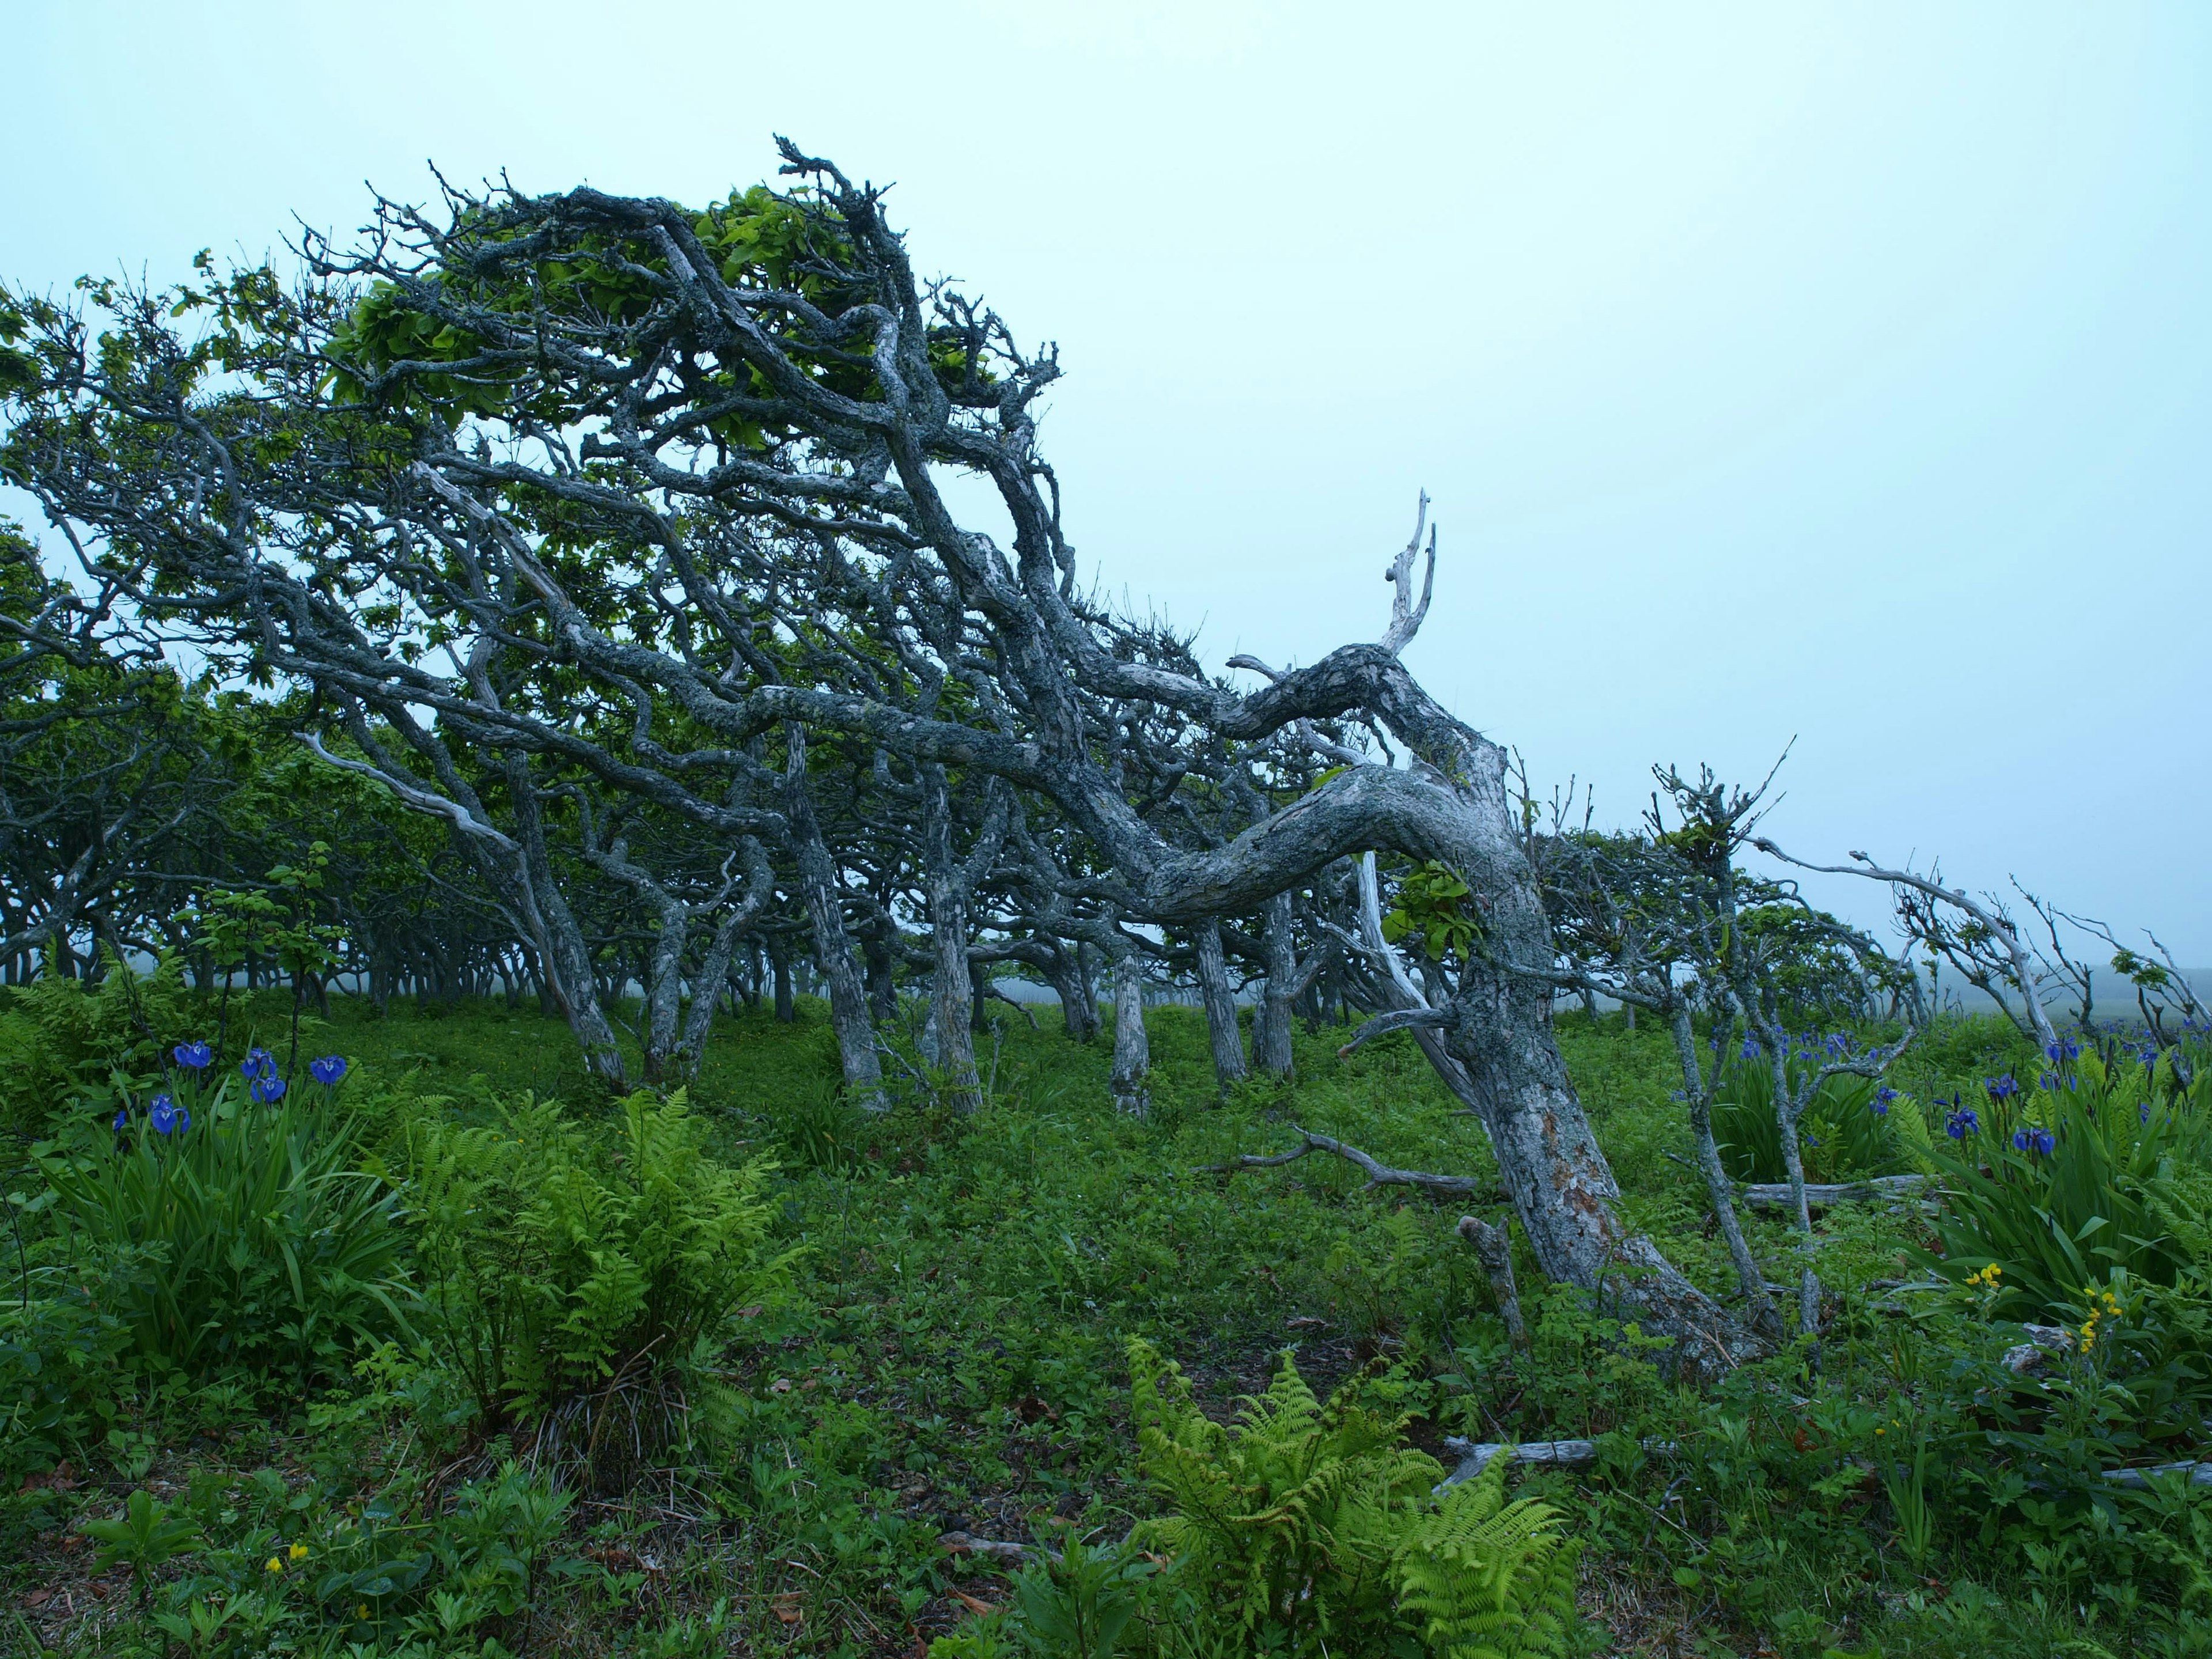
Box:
1 146 1754 1354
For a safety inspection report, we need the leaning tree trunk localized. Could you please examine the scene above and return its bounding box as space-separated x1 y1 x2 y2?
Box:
503 769 627 1087
1252 891 1298 1080
1767 1041 1822 1336
1111 652 1753 1364
1669 1008 1781 1340
783 733 884 1105
1111 952 1152 1116
671 908 748 1082
1193 919 1248 1090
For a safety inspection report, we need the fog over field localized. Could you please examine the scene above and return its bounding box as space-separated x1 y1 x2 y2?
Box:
7 2 2209 957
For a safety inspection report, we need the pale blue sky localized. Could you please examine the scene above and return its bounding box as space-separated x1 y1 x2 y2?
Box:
8 3 2210 961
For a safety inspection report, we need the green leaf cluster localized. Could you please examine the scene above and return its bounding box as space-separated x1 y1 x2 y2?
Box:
37 1069 411 1388
406 1088 794 1430
1126 1339 1581 1656
1710 1048 1903 1185
0 950 194 1134
1916 1050 2212 1323
1381 861 1482 964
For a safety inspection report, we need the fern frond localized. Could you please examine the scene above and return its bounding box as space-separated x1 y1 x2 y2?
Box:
1397 1456 1581 1658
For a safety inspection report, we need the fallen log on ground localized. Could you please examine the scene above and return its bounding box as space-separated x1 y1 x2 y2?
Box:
1439 1437 1680 1488
935 1530 1056 1565
1202 1127 1488 1199
1440 1433 2212 1495
1736 1174 1931 1212
2102 1461 2212 1490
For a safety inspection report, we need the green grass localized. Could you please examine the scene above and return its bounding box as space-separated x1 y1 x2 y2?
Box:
4 994 2206 1658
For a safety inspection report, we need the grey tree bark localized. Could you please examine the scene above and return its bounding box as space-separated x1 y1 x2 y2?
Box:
2 158 1764 1356
1251 892 1297 1079
1044 940 1099 1044
1193 918 1248 1090
921 764 1005 1112
783 730 884 1105
1668 1009 1781 1339
1111 950 1152 1116
768 932 795 1024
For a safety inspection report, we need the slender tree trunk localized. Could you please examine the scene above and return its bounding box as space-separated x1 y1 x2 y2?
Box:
865 922 898 1027
1767 1042 1822 1336
769 933 795 1024
1668 1010 1780 1340
783 732 884 1104
672 909 748 1081
639 894 690 1085
1043 941 1098 1043
495 765 627 1086
923 770 982 1111
1111 953 1151 1116
1193 919 1248 1090
1252 891 1297 1080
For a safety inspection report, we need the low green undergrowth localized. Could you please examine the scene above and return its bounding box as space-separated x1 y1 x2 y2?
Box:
0 990 2205 1658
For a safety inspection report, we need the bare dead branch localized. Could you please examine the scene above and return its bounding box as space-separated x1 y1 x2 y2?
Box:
1203 1126 1487 1199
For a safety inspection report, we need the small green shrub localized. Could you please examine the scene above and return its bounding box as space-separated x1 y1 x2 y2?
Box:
0 1261 131 1483
782 1077 869 1173
37 1061 410 1389
0 953 194 1133
408 1088 793 1463
1126 1340 1583 1657
1918 1050 2210 1321
84 1487 200 1605
1399 1457 1583 1659
1710 1041 1900 1184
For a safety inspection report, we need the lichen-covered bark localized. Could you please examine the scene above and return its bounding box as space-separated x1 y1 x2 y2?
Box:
1193 919 1248 1090
783 735 883 1106
1111 953 1151 1116
1252 891 1298 1080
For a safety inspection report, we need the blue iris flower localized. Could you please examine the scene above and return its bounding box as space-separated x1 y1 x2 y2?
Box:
2031 1127 2054 1154
1740 1037 1760 1060
309 1055 349 1086
173 1040 214 1070
251 1076 287 1105
241 1047 275 1080
1946 1107 1980 1139
1984 1074 2020 1101
112 1107 128 1132
150 1094 187 1135
1873 1086 1897 1116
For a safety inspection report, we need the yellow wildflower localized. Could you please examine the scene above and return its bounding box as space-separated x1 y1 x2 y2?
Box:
266 1555 285 1574
289 1543 309 1562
